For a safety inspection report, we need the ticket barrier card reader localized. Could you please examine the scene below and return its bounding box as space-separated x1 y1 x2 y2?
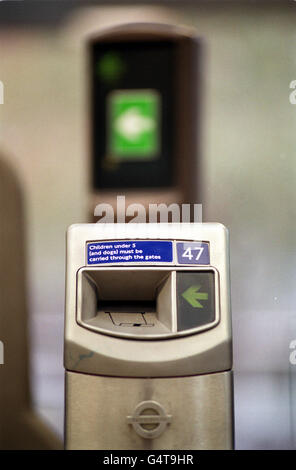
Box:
64 223 233 449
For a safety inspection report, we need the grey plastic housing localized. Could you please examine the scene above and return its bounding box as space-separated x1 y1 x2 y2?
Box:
64 223 232 378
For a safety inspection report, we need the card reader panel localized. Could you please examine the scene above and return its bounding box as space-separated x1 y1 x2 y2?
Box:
76 266 219 339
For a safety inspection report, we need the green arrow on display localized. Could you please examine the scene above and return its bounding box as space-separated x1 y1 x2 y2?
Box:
109 90 160 158
181 285 209 308
115 107 156 142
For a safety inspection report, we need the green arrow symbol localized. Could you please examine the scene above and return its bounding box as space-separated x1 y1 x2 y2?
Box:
115 107 155 142
181 284 208 308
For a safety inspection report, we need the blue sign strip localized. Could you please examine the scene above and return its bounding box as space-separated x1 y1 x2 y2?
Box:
87 240 173 265
176 242 210 265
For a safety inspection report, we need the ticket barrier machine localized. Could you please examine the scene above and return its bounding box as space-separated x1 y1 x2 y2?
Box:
64 223 233 449
89 23 202 220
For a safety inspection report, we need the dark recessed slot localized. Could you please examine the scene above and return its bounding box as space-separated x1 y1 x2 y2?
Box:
80 269 173 336
98 300 156 313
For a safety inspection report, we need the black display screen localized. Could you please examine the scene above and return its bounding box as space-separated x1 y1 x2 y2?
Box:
91 40 176 190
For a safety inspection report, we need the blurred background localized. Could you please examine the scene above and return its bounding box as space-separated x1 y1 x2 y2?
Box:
0 0 295 449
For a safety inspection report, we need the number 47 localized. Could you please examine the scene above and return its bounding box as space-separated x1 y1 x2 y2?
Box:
182 246 204 261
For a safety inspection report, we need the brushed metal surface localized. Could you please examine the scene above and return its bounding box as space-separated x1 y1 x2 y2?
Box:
65 370 234 450
64 223 232 377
